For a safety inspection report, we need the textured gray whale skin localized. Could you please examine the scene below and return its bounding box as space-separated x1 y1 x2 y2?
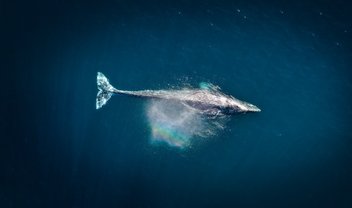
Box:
96 72 260 116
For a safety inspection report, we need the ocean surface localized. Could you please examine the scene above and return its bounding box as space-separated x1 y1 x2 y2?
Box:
2 0 352 207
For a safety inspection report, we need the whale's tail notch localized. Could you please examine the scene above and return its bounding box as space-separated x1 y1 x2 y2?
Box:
96 72 115 109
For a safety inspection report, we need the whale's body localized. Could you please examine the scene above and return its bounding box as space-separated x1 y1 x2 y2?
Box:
96 72 260 116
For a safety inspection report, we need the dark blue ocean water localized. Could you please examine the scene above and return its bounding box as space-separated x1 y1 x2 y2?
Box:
2 0 352 207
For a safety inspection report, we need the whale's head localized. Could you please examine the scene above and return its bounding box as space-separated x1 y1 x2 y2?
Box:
225 98 261 114
242 102 261 112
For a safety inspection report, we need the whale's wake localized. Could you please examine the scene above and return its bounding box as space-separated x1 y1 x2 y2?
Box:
146 99 228 148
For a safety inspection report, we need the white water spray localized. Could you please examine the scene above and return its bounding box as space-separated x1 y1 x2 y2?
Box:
146 98 228 148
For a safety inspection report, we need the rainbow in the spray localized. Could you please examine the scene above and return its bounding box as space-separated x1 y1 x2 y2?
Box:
150 123 190 148
146 100 198 148
146 98 224 148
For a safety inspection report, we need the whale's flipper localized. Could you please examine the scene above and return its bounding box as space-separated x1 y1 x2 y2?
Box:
96 72 115 109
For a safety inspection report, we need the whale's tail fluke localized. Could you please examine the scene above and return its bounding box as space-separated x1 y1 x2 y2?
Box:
96 72 115 109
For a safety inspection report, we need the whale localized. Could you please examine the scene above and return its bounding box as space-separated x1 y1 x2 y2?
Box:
96 72 261 116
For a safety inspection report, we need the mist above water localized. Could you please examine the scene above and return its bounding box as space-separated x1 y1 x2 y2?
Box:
146 98 228 149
